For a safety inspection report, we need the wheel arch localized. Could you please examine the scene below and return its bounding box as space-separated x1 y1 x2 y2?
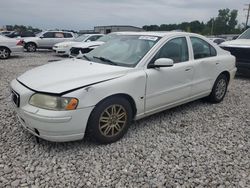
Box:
90 93 137 120
0 46 11 52
220 71 230 82
25 41 37 48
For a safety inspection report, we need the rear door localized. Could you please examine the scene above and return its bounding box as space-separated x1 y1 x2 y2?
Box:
189 36 218 96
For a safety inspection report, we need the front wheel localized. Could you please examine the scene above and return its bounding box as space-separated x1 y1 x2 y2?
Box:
207 74 228 103
0 47 10 59
26 43 37 52
86 97 133 144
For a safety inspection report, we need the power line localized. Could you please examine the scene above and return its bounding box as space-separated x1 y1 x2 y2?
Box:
244 4 250 29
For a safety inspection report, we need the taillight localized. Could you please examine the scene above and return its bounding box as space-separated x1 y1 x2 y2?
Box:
16 40 24 46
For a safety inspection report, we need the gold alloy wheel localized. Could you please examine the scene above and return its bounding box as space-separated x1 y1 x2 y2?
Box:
99 104 127 137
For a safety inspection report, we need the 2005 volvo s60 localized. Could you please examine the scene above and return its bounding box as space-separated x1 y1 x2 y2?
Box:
11 32 236 144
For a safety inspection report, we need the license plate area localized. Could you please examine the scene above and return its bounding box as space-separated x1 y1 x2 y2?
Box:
11 90 20 107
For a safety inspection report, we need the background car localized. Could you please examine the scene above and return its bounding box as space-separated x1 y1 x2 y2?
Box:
11 32 236 144
23 31 76 52
0 35 24 59
53 34 104 56
0 31 14 36
220 28 250 76
208 37 226 45
69 33 122 57
5 31 35 38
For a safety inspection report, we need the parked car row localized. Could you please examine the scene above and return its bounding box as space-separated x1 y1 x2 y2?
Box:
1 29 249 77
10 31 237 143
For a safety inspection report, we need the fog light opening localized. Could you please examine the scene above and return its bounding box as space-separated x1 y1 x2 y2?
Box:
34 128 40 136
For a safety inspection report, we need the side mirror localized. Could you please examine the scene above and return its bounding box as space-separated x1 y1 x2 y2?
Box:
148 58 174 68
86 40 91 42
39 36 44 39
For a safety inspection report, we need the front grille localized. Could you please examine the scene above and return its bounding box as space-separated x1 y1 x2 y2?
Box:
11 90 20 107
70 47 93 57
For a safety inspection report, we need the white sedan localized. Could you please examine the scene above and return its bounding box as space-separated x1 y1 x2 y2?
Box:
10 32 236 144
52 34 104 56
0 35 24 59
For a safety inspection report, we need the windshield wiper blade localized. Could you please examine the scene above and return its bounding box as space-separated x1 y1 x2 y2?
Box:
82 55 91 61
93 56 118 65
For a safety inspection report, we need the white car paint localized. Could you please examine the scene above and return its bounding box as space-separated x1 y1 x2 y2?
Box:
10 32 236 142
52 34 104 56
0 35 23 59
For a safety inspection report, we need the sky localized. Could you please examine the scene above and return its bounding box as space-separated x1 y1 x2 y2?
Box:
0 0 249 31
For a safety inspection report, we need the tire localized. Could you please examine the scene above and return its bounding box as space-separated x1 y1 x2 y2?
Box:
207 74 228 103
26 42 37 52
86 96 133 144
0 47 10 59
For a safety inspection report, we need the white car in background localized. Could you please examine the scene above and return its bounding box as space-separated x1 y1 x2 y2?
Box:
69 33 121 57
0 35 24 59
208 37 226 45
23 31 76 52
11 32 236 144
53 34 104 56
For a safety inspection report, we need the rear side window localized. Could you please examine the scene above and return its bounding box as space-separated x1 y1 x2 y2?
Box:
64 33 73 38
154 37 189 63
54 32 64 38
191 37 217 59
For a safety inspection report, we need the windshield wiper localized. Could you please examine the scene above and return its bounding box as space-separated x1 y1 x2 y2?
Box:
93 56 118 65
82 55 91 61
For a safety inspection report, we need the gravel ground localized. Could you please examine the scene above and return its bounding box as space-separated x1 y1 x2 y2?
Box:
0 52 249 187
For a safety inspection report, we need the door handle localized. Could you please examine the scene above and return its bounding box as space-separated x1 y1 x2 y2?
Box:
216 62 220 65
185 68 191 71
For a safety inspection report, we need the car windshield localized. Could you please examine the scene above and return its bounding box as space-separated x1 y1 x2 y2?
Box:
74 34 90 42
85 35 161 67
238 29 250 39
35 32 44 37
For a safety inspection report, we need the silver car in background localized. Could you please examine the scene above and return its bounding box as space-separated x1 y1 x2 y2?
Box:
23 31 76 52
0 35 24 59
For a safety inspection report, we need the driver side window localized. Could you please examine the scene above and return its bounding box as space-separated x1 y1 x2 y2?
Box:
154 37 189 63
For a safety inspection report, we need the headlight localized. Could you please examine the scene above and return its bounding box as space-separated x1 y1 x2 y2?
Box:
62 44 69 48
29 94 78 111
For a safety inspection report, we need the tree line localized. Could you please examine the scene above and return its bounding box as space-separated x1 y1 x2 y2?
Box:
143 8 245 35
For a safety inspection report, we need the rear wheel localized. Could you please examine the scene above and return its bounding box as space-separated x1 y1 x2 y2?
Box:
207 74 228 103
0 47 10 59
86 97 133 144
26 43 37 52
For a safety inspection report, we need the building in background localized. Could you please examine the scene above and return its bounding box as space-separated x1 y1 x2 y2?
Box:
94 25 143 34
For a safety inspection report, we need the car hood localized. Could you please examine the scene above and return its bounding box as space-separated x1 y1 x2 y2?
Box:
17 58 131 94
220 39 250 48
54 41 79 47
72 41 105 48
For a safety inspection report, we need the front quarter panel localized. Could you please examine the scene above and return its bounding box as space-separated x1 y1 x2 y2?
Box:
64 69 147 118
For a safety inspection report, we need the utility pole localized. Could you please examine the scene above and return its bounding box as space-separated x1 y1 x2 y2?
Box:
244 4 250 29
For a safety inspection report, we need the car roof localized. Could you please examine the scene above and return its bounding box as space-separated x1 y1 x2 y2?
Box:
111 31 201 38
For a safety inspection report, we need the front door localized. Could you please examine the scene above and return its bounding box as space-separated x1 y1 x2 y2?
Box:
145 37 194 113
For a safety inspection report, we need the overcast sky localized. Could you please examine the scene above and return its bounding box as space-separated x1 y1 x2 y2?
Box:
0 0 249 31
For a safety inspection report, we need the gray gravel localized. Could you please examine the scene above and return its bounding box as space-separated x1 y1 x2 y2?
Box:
0 52 250 187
